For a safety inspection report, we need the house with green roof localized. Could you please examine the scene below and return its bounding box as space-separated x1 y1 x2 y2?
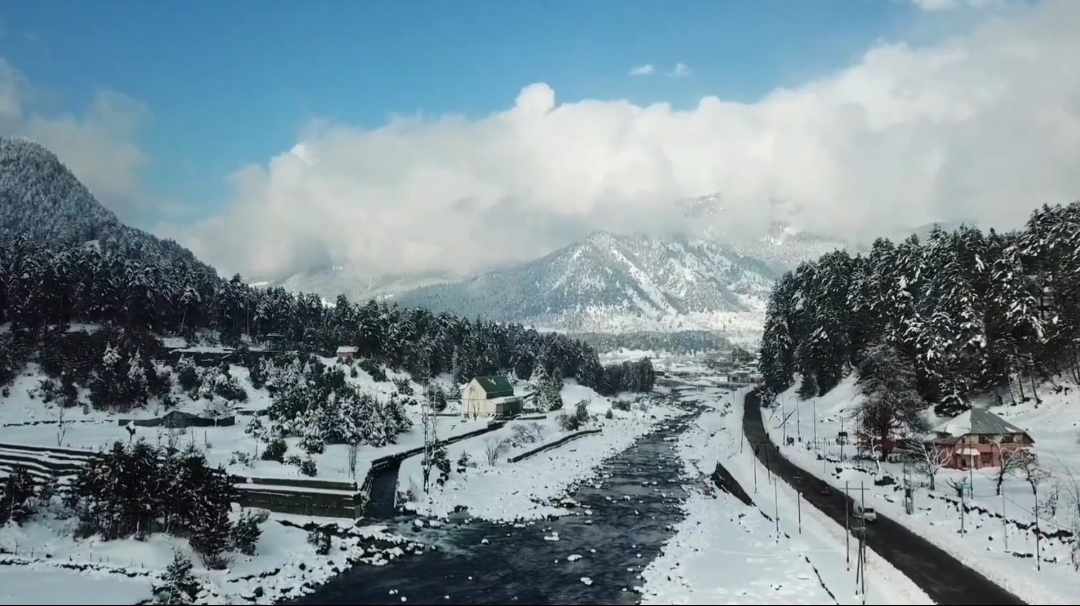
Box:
462 375 523 419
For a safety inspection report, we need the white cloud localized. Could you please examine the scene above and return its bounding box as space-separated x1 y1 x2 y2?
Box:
179 0 1080 281
666 62 693 78
0 59 150 221
910 0 1004 11
629 64 656 76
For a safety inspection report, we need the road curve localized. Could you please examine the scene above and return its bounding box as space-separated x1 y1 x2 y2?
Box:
743 389 1026 606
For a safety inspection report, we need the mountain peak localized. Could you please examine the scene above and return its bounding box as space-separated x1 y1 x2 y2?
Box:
390 231 779 335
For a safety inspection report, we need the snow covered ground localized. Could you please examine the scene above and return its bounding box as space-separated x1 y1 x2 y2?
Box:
0 346 503 605
0 509 421 605
767 376 1080 605
399 383 680 522
0 358 487 484
640 370 932 605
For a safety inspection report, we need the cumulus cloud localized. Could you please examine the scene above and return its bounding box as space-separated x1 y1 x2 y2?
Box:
666 62 693 78
179 0 1080 281
629 64 656 76
0 59 150 220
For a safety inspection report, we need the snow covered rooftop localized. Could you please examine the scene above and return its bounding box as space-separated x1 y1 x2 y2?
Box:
336 346 358 354
932 408 1028 437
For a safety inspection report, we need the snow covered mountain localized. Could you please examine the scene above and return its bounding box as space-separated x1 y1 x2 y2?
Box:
726 220 856 271
388 231 779 336
269 266 459 304
0 136 214 273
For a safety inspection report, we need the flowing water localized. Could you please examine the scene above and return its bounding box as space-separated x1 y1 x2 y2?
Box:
288 410 701 605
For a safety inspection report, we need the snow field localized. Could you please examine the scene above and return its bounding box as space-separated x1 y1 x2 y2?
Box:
768 376 1080 605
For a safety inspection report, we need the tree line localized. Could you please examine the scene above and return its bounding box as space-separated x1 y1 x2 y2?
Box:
759 203 1080 417
0 235 652 396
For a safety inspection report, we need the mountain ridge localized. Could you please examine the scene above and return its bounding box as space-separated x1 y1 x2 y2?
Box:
386 230 778 335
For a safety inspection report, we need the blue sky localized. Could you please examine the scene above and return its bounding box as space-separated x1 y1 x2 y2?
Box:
0 0 920 223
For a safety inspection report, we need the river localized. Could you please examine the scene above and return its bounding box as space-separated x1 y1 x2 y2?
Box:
288 408 701 605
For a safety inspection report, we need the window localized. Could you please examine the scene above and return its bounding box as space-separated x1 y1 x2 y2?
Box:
978 435 991 444
1000 434 1013 444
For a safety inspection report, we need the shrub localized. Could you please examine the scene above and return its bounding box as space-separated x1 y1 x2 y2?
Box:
300 434 325 455
261 438 287 462
358 358 387 382
307 528 332 555
299 457 318 477
230 510 263 555
455 451 472 474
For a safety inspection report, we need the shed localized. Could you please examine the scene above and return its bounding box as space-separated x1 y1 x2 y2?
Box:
336 346 358 361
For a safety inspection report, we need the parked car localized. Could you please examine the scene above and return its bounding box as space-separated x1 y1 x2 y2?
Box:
853 503 877 522
820 484 831 496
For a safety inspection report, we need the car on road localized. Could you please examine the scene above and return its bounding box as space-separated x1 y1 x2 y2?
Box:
820 484 831 496
853 503 877 522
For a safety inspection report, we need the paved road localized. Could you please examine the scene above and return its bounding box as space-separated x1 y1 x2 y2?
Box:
743 389 1026 606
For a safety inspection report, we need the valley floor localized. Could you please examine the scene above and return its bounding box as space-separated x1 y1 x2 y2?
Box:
0 358 678 604
765 377 1080 605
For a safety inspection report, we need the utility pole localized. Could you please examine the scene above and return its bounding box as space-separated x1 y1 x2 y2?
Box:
852 481 869 604
845 481 851 569
813 399 818 449
774 472 780 542
798 490 803 534
796 401 801 442
782 396 788 445
840 415 846 461
753 450 758 493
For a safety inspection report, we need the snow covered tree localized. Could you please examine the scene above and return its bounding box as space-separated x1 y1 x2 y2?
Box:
855 342 928 457
153 552 201 605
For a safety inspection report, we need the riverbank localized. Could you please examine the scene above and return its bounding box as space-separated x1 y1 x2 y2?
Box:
289 409 699 604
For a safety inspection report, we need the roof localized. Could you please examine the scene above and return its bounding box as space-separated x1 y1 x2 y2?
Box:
336 346 358 353
932 408 1028 437
472 375 515 397
489 395 523 405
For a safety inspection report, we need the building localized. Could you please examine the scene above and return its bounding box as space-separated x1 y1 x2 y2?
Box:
336 346 358 361
929 408 1034 469
258 333 287 352
461 375 522 419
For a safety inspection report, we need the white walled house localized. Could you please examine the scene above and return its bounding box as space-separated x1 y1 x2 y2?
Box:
461 375 522 419
336 346 358 361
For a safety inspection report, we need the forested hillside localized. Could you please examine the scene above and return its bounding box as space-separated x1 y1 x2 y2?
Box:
759 203 1079 417
0 136 650 401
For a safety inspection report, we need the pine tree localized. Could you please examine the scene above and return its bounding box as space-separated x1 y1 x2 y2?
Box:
153 552 201 605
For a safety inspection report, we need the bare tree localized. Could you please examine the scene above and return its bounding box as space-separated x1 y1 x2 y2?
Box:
1058 464 1080 570
56 406 68 447
855 342 928 459
995 446 1025 496
906 438 950 491
484 437 509 466
420 386 439 491
1012 448 1050 570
